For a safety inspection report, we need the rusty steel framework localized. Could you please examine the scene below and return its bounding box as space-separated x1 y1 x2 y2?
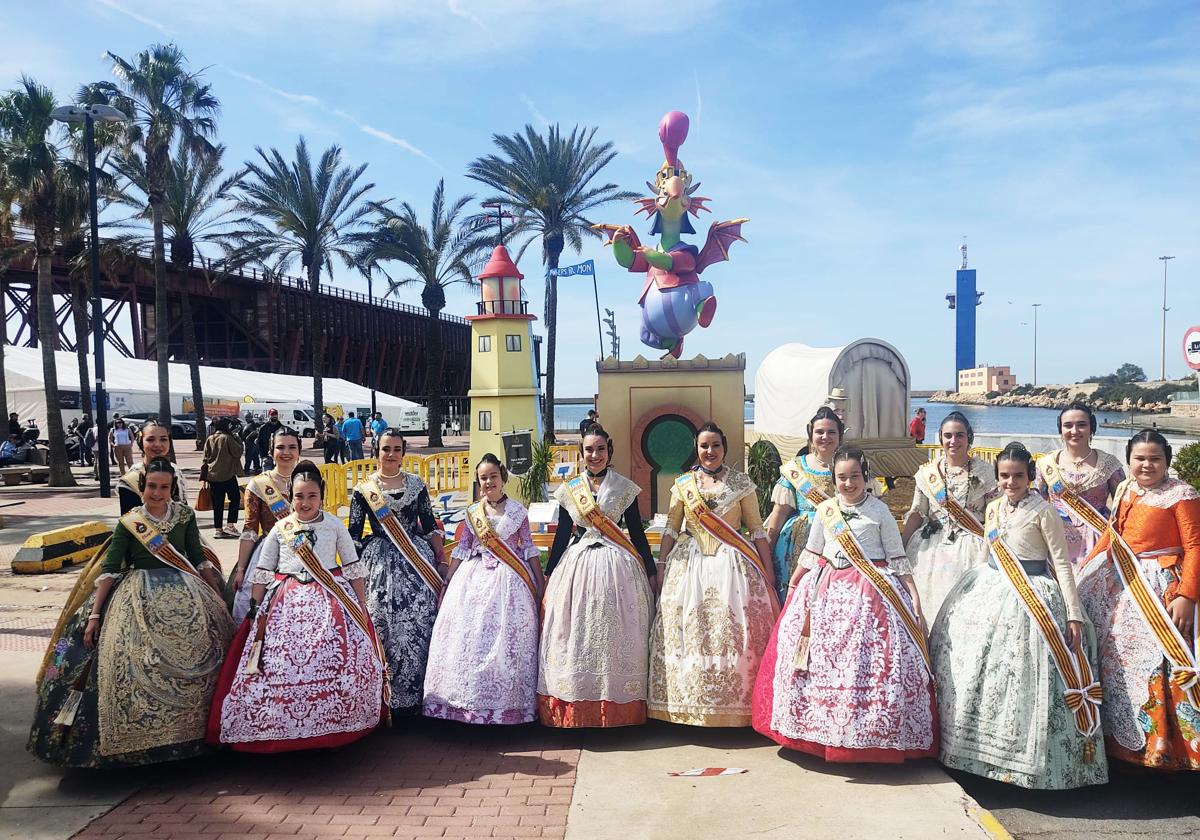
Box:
1 246 470 401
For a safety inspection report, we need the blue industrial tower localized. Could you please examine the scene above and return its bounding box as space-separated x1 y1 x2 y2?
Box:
945 242 982 387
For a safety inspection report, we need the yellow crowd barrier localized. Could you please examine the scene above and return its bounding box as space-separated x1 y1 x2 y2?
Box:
918 444 1006 464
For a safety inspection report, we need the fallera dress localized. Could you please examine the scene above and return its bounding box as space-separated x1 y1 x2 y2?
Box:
29 503 234 768
349 472 443 713
227 472 292 622
752 493 937 763
649 469 776 727
932 493 1108 789
770 454 834 604
423 498 542 724
208 512 383 752
1035 450 1125 566
905 456 996 622
1078 477 1200 771
538 470 656 728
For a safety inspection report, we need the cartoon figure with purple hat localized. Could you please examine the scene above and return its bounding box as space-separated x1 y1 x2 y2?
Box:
595 110 748 358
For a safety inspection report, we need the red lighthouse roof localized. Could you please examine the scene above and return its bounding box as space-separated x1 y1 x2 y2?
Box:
478 245 524 280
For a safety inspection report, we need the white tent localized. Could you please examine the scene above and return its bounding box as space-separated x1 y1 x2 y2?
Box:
753 339 918 472
3 345 424 431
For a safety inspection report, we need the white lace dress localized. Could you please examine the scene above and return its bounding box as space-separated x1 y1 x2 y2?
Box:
423 499 541 725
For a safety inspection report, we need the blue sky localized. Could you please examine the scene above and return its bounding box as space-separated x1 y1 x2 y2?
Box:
5 0 1199 394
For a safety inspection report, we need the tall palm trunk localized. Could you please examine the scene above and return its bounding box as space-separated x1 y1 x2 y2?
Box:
36 250 75 485
178 283 207 450
308 263 324 418
542 240 562 442
70 278 91 414
151 204 172 422
426 303 444 448
0 273 9 426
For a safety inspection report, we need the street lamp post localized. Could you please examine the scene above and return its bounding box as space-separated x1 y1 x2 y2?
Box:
51 104 129 498
1159 256 1174 381
1032 303 1042 386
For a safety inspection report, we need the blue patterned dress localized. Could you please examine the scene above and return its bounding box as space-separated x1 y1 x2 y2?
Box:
769 454 834 603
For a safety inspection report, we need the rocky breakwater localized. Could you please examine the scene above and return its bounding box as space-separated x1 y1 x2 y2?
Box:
928 386 1171 413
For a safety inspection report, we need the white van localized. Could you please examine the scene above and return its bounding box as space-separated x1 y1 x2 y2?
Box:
240 402 318 438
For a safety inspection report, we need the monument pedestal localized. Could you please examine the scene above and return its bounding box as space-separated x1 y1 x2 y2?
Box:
596 353 746 516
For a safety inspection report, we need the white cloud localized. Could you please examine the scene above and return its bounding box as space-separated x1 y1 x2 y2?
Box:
227 69 321 106
331 109 440 168
520 94 551 129
94 0 173 35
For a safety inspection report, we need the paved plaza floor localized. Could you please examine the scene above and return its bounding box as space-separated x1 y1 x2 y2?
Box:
1 451 1197 839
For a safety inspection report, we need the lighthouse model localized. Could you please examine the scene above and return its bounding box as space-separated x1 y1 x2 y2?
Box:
466 245 543 497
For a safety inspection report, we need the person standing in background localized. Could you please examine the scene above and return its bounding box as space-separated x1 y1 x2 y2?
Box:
202 417 244 539
908 407 927 443
7 412 20 438
108 419 135 474
578 409 598 437
256 409 282 471
370 412 387 457
241 414 262 476
342 412 365 461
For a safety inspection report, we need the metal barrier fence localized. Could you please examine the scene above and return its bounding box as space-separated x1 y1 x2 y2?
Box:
917 444 1007 464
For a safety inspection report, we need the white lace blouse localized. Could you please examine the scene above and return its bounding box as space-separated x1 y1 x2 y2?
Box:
249 512 365 584
803 494 912 574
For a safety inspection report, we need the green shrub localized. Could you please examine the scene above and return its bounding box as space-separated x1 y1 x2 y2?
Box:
746 439 782 518
1175 443 1200 491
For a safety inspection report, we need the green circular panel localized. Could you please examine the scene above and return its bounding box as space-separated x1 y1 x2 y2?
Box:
644 416 695 471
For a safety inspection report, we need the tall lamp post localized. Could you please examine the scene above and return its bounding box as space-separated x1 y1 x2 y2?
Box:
1031 303 1042 386
1159 255 1174 381
51 103 129 498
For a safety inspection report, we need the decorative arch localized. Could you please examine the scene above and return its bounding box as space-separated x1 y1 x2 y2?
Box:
630 403 706 514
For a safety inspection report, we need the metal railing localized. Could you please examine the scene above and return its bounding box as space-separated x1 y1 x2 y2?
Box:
918 444 1008 464
476 300 528 316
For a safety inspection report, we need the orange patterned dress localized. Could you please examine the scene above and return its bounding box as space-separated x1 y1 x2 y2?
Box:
1079 478 1200 770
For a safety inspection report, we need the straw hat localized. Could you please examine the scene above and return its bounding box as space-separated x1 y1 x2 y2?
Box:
826 387 848 404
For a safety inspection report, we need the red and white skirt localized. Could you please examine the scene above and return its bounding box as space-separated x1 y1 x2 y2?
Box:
208 572 384 752
752 558 937 762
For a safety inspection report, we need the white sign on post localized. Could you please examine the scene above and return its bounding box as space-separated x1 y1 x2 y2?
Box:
1184 325 1200 371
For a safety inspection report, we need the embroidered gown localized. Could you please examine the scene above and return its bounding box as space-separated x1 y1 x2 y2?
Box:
752 494 937 763
29 503 234 767
1078 477 1200 770
349 472 442 712
932 494 1108 789
905 456 996 622
539 470 656 728
1036 450 1125 565
208 512 383 752
770 455 835 604
649 469 776 727
227 473 292 622
423 499 542 724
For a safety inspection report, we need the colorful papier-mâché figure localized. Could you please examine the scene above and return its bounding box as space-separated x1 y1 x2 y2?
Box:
595 110 748 359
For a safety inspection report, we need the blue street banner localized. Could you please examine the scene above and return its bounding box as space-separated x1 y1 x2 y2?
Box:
551 260 595 278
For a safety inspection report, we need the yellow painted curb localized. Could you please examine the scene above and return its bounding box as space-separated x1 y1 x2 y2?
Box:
967 804 1014 840
12 521 112 574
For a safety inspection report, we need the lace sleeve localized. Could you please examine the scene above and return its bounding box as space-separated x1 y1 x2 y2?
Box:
664 493 684 541
515 515 541 562
347 490 368 549
770 479 796 509
415 488 439 537
451 520 475 563
341 560 368 581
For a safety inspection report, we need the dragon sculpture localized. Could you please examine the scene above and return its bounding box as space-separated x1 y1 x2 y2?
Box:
595 110 748 358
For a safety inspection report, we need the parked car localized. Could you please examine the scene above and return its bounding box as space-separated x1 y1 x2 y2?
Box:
121 414 196 440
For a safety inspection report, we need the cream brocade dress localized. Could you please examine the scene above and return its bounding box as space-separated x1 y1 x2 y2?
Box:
649 470 776 727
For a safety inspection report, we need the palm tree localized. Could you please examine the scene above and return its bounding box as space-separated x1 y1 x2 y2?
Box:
0 149 17 427
0 77 80 485
227 138 374 419
354 180 491 447
80 44 219 423
467 124 636 441
110 142 242 448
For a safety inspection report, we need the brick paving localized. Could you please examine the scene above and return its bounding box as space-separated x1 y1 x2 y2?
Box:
73 721 580 840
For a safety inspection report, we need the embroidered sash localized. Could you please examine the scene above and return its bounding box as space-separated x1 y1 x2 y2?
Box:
277 515 390 706
985 504 1101 737
919 461 985 539
780 459 830 509
676 472 779 613
564 475 642 565
817 499 933 676
1096 479 1200 707
120 508 202 579
1040 457 1107 540
466 502 539 606
357 477 442 594
246 474 292 521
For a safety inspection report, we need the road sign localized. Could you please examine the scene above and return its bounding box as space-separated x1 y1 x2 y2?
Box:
1185 325 1200 371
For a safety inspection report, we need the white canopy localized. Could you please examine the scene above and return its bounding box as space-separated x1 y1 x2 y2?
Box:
753 339 911 447
3 345 422 430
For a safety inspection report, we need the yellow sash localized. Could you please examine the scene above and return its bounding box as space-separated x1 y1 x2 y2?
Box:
466 502 540 607
1040 457 1107 539
919 460 985 539
357 476 442 595
780 458 830 509
985 502 1102 738
1093 479 1200 707
817 499 933 676
564 475 643 566
277 515 390 707
120 508 203 579
246 473 292 521
675 472 779 614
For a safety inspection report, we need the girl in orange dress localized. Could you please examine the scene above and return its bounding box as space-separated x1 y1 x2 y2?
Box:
1078 429 1200 770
